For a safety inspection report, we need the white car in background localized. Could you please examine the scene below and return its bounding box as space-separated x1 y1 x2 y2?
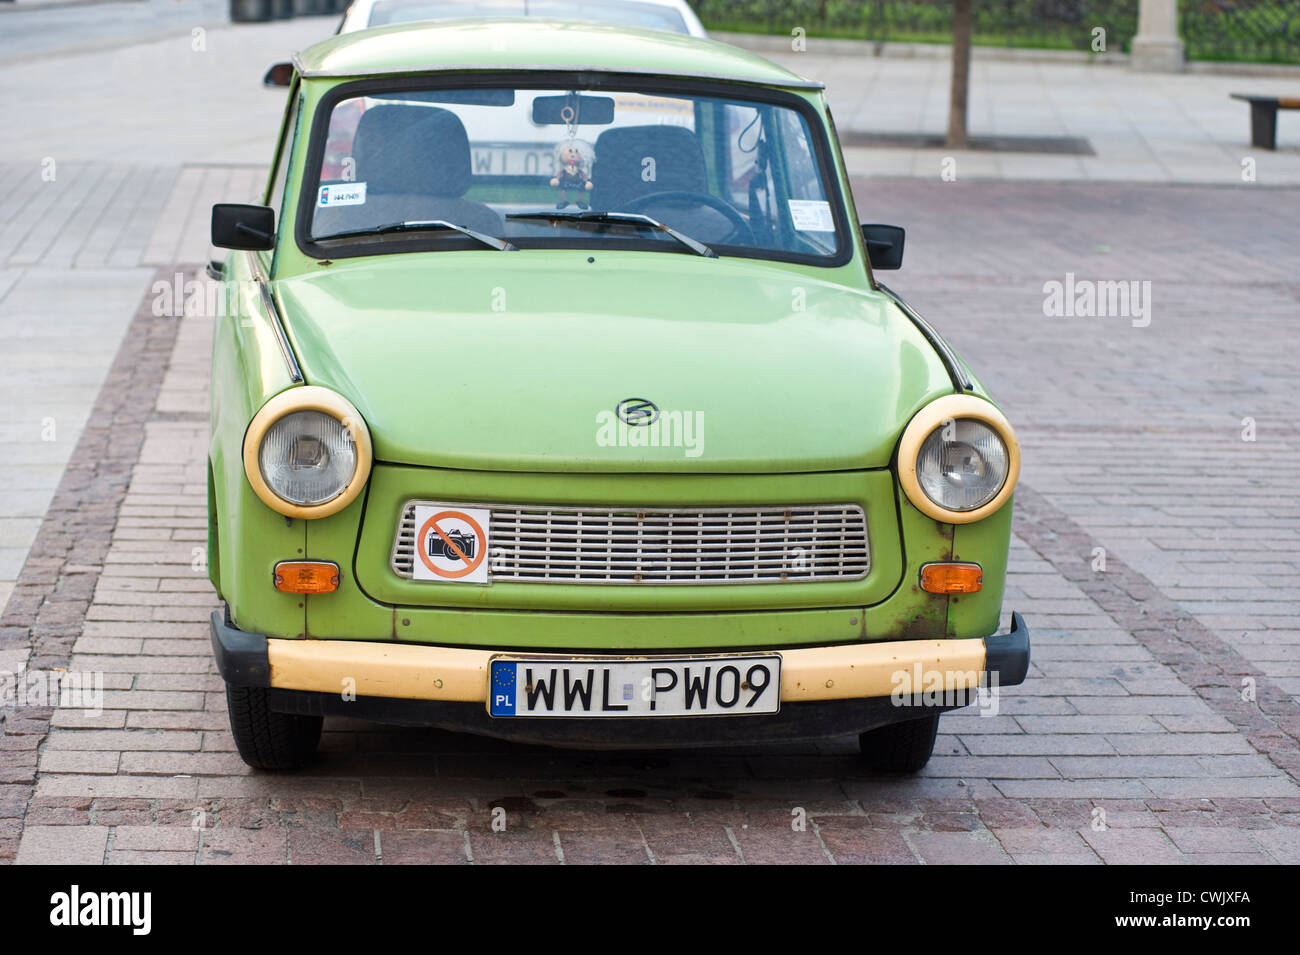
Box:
338 0 707 37
312 4 711 192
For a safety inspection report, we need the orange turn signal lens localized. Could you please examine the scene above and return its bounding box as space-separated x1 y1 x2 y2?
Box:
273 561 340 594
919 562 983 595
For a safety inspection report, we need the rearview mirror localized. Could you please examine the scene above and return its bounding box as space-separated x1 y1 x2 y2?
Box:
532 94 615 126
861 223 905 270
212 203 275 251
263 62 293 88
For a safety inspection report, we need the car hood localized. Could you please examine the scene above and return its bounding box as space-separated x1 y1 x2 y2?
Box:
274 251 954 472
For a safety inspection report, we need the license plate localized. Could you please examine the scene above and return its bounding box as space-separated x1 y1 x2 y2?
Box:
470 145 557 178
488 655 781 718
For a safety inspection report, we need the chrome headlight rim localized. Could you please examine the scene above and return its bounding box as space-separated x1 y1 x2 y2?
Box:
242 386 373 519
897 394 1020 525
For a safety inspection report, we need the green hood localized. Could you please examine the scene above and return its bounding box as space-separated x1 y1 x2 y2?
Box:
275 250 953 473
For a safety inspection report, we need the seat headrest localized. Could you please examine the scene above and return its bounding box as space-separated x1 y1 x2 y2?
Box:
591 125 708 210
352 105 473 198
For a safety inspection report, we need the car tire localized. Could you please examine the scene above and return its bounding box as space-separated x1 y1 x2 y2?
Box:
858 713 940 773
226 684 322 770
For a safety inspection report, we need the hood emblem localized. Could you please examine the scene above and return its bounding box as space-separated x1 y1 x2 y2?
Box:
616 398 659 427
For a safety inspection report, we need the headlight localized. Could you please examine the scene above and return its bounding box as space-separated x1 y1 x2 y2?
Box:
917 419 1008 511
898 395 1019 524
243 387 373 519
260 411 356 506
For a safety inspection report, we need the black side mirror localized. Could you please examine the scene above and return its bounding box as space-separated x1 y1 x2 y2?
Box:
263 62 294 88
861 223 905 270
212 204 275 251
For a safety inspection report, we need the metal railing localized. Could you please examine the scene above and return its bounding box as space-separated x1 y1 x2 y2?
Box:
1181 0 1300 62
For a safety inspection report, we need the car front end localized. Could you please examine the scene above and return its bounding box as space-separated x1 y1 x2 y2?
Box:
207 20 1029 770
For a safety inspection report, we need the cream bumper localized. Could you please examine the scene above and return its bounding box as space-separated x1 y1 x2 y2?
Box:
211 611 1030 704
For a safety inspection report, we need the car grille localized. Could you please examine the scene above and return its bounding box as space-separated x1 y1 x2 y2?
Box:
390 502 869 585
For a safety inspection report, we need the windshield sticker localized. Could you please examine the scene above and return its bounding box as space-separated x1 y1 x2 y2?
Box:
318 182 367 208
788 199 834 232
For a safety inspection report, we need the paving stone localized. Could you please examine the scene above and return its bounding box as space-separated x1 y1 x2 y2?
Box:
1256 828 1300 864
1080 827 1186 865
468 829 562 865
199 827 288 865
15 825 109 865
993 827 1098 860
556 829 656 865
906 829 1013 865
1164 827 1266 854
288 828 377 865
107 849 195 864
111 826 200 852
379 830 470 865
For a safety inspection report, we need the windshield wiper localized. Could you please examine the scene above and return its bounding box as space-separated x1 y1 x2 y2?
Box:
506 210 716 258
318 219 516 251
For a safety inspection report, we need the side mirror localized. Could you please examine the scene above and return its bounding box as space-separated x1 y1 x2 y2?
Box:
212 203 275 251
861 223 905 270
263 62 294 88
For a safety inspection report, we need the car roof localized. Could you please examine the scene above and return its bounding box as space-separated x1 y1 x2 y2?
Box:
340 0 709 38
294 18 822 89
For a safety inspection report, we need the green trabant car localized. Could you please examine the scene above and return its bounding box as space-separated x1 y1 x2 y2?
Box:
207 19 1029 771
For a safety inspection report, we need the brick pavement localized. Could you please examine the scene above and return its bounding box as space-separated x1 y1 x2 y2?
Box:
866 180 1300 705
0 161 261 621
0 10 330 615
1 179 1298 864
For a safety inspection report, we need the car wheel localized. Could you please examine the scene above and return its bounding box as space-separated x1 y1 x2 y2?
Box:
226 684 322 771
858 713 940 773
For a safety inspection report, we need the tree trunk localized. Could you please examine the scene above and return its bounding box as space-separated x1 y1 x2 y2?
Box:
947 0 973 149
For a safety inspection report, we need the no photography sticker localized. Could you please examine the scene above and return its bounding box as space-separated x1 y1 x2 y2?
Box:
412 506 490 583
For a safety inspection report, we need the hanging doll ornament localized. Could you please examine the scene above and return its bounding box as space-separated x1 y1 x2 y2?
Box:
550 138 594 209
550 105 594 210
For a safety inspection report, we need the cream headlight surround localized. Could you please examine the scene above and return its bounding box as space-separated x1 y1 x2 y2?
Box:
242 386 373 520
897 394 1020 524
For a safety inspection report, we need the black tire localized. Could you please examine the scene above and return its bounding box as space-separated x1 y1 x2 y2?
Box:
858 713 940 773
226 684 322 770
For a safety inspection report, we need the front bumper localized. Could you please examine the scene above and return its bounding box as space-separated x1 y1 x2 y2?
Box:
210 610 1029 746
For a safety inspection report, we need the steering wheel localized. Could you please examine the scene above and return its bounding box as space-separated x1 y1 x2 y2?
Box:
620 191 753 246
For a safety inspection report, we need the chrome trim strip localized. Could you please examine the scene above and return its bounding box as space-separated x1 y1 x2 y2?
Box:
245 251 304 384
876 283 973 392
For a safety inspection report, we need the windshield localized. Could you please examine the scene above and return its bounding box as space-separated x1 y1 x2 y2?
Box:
304 81 845 263
367 0 690 34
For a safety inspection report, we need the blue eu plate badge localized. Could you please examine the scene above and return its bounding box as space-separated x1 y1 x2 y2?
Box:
490 662 516 716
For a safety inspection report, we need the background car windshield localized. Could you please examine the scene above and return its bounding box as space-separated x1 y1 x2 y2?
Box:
308 84 842 260
367 0 690 34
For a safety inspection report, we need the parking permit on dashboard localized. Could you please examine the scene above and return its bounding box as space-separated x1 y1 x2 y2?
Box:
318 181 367 207
787 199 834 231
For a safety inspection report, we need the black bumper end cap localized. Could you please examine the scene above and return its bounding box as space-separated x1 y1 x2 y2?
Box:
209 608 271 688
984 611 1030 687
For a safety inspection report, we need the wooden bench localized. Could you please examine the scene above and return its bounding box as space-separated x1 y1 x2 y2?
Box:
1231 93 1300 150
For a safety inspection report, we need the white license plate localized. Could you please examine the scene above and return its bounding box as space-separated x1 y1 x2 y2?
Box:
470 145 557 178
488 655 781 718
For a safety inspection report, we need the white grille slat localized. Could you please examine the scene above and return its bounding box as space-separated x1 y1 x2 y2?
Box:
391 502 869 585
